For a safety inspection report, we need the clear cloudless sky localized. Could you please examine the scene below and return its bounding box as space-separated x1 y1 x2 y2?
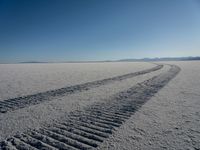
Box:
0 0 200 63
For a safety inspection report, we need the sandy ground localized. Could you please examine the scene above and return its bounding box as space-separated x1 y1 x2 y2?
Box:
0 62 154 101
0 61 199 150
98 61 200 150
0 63 168 140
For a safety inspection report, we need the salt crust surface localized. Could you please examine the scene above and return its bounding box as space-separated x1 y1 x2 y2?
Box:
0 62 154 101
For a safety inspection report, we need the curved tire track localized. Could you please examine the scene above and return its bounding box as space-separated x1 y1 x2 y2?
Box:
0 64 163 113
0 64 180 150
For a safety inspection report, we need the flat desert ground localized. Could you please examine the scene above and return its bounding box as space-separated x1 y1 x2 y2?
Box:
0 61 199 150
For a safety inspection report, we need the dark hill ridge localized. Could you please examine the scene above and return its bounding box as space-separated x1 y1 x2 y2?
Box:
18 56 200 64
118 56 200 62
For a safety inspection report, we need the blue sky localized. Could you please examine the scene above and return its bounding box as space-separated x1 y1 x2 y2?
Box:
0 0 200 63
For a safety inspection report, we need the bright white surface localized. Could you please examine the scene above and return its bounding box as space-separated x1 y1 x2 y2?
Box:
0 62 154 100
98 61 200 150
0 63 167 140
1 61 199 150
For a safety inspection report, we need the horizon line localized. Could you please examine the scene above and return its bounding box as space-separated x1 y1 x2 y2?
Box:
0 56 200 64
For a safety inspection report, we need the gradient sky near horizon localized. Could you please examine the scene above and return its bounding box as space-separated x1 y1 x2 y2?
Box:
0 0 200 63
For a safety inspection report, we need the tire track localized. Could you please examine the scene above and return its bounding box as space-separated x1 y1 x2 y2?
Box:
0 64 163 114
0 64 180 150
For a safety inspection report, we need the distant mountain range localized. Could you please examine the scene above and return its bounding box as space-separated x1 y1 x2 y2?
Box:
118 56 200 62
20 61 49 63
19 56 200 64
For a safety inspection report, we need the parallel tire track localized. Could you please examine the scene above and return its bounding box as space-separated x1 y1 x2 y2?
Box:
0 65 163 113
0 64 180 150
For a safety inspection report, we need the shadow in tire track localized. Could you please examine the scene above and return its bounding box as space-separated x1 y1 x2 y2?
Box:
0 65 163 114
0 64 180 150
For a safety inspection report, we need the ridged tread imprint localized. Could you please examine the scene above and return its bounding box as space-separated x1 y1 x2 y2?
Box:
0 65 180 150
0 65 163 114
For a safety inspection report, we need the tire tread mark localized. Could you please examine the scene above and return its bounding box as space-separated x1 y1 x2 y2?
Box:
0 64 180 150
46 126 99 148
0 65 163 113
70 120 113 134
54 123 104 142
14 133 57 150
27 130 76 150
